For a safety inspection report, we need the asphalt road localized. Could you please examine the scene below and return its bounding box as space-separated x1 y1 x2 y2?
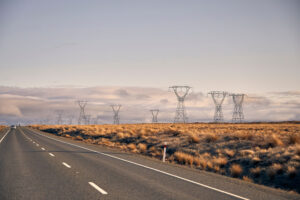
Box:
0 127 299 200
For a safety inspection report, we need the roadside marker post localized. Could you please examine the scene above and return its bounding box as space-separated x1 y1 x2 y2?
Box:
163 142 167 162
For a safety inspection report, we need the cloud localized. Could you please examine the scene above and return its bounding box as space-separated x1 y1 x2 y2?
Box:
0 86 299 124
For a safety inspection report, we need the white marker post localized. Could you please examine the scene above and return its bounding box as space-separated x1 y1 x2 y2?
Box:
163 142 167 162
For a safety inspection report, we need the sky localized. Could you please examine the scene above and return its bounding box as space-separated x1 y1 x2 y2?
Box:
0 0 299 124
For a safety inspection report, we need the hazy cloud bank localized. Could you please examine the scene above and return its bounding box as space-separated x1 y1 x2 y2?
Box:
0 86 299 125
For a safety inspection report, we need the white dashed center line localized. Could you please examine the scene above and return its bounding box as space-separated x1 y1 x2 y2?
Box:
36 144 39 146
88 182 108 195
41 147 45 150
62 162 71 168
49 153 55 157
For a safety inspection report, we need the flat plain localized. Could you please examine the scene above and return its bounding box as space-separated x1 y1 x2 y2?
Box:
30 122 300 193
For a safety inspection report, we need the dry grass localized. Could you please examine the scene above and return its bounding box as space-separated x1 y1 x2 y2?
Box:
205 133 218 143
0 126 7 132
289 134 300 145
137 143 147 153
250 167 261 177
174 151 194 166
28 122 300 193
127 143 137 151
188 134 200 143
223 149 235 157
230 164 243 177
212 157 228 167
242 176 253 183
267 134 284 147
287 166 297 178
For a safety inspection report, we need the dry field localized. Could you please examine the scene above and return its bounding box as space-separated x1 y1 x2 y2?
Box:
29 123 300 193
0 125 7 132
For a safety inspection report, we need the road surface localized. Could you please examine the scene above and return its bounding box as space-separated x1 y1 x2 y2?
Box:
0 127 298 200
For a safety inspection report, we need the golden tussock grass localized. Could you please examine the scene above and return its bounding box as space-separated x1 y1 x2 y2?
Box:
223 149 235 157
287 166 297 178
250 167 261 177
242 176 253 183
212 157 228 167
174 151 194 166
28 123 300 193
127 143 137 151
268 134 284 147
188 134 200 143
289 134 300 145
205 133 218 143
137 143 147 153
230 164 243 177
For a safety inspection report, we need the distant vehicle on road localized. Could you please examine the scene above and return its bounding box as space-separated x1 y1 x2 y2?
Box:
10 125 16 129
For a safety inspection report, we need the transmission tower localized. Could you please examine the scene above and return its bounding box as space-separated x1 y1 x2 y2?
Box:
169 86 191 123
77 100 87 125
111 104 121 124
230 93 245 123
150 109 159 123
56 110 63 125
208 91 228 122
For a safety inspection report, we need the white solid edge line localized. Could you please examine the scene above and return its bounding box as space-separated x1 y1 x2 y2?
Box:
27 128 249 200
49 153 55 157
89 182 108 195
0 129 10 143
62 162 71 168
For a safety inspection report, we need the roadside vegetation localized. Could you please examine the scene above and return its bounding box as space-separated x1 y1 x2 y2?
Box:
29 123 300 193
0 125 7 132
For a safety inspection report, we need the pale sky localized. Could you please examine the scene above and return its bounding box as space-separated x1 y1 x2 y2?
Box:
0 0 299 93
0 1 300 124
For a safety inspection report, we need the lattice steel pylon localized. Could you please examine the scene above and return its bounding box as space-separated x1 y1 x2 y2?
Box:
150 109 159 123
56 110 63 125
169 86 191 123
111 104 121 124
77 100 87 125
208 91 228 122
230 93 245 123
